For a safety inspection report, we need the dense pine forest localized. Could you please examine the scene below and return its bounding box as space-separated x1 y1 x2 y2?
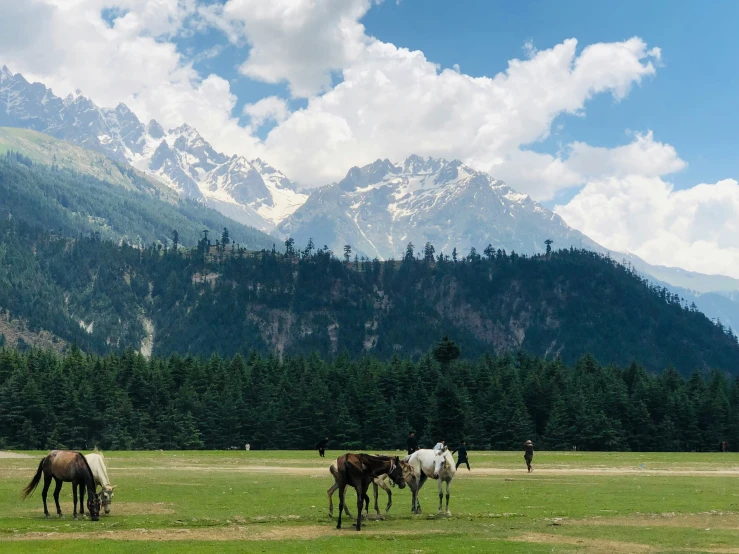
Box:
0 342 737 452
0 212 737 373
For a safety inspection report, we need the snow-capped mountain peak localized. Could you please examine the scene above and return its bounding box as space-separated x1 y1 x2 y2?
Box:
0 66 305 232
278 155 590 260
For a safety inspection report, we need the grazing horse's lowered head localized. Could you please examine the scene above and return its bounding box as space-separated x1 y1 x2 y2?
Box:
100 484 116 514
86 451 115 515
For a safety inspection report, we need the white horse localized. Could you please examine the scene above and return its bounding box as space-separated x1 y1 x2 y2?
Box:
85 450 116 515
327 456 418 518
403 447 456 515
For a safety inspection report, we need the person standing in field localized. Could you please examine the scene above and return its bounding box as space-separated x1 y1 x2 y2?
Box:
245 443 250 451
524 440 534 473
452 440 470 470
316 437 329 457
407 431 419 455
720 440 728 452
433 439 446 453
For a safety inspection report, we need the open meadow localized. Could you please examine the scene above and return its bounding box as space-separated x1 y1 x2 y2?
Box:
1 450 739 553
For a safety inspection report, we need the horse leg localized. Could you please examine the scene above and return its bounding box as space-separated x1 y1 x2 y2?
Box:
354 481 365 531
41 473 52 518
362 490 369 519
415 474 427 514
376 479 391 514
445 479 452 515
343 485 352 518
72 480 78 520
80 482 85 518
437 477 443 513
336 484 345 529
327 481 338 517
53 478 63 517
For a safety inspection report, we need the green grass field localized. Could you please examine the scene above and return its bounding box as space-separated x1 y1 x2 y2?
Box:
1 450 738 553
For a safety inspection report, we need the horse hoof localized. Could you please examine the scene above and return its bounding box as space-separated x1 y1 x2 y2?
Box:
336 525 341 530
57 514 63 518
446 510 452 516
73 516 78 520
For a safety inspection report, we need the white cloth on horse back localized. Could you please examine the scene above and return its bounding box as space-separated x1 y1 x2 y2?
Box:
433 442 444 452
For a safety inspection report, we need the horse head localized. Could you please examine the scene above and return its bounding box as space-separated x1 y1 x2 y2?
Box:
387 456 407 489
100 484 116 514
87 492 101 521
432 451 448 479
400 460 417 487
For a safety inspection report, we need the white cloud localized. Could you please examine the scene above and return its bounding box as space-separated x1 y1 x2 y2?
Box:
566 131 686 180
556 177 739 279
255 36 660 187
218 0 377 98
243 96 290 130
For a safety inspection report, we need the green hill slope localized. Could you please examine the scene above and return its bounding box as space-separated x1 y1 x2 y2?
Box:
1 217 737 375
0 132 274 249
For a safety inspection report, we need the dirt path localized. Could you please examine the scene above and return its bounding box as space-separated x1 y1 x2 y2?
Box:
0 525 446 542
104 465 739 478
0 451 31 459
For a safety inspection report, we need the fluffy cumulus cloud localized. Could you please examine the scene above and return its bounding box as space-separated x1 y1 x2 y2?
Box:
556 178 739 279
218 0 376 98
243 96 290 131
257 36 661 189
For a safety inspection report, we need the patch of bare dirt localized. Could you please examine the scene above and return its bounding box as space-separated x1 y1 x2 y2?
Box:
507 532 654 553
111 502 175 515
0 525 445 542
0 312 67 353
0 452 32 459
570 511 739 530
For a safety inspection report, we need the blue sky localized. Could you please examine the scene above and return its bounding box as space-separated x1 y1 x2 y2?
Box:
183 0 739 193
2 0 739 277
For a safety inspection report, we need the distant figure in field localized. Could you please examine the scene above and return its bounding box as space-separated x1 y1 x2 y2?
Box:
433 439 446 453
316 437 329 458
245 443 250 451
720 440 728 453
452 440 470 471
407 432 419 455
524 440 534 473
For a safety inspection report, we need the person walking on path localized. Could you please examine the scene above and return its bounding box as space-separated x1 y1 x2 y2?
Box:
524 440 534 473
316 437 329 458
433 439 446 453
452 440 470 470
407 432 419 455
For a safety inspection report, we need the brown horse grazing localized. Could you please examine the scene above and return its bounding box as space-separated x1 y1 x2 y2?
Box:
336 453 406 531
22 450 101 521
328 455 417 517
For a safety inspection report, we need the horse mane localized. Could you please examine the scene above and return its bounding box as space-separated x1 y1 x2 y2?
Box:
77 452 97 490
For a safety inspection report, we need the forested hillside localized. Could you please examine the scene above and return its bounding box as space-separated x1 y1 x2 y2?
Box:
0 216 737 375
0 152 273 248
0 344 737 452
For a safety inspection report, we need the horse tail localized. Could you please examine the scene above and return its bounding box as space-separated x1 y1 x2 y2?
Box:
22 458 45 499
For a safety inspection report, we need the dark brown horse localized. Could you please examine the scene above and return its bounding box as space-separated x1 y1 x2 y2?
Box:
22 450 101 521
336 453 406 531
